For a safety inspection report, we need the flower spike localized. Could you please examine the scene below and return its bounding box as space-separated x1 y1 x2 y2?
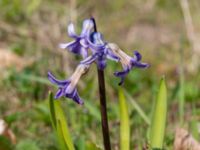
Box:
48 18 149 104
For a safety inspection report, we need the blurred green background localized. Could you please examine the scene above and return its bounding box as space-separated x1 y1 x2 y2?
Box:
0 0 200 149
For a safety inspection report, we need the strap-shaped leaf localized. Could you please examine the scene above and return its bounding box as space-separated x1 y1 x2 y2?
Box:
149 77 167 149
119 87 130 150
55 100 75 150
48 92 75 150
56 119 69 150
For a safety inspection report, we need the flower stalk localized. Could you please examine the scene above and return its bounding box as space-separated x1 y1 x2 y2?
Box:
91 17 111 150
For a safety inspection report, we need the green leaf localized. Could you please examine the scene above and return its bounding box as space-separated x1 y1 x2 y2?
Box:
75 137 86 150
49 92 57 129
149 77 167 149
54 100 75 150
119 87 130 150
56 120 69 150
48 92 75 150
85 142 102 150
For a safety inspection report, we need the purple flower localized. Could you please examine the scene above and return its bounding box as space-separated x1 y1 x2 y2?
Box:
107 43 150 85
59 19 94 58
48 64 89 104
80 32 119 70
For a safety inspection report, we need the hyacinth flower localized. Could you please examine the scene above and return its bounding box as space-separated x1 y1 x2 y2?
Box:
48 17 149 150
48 64 89 105
107 43 150 85
80 32 120 70
59 19 94 58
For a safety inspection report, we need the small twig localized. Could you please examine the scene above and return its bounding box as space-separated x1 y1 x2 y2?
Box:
179 0 200 70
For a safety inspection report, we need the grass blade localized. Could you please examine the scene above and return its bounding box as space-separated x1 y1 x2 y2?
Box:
124 90 150 125
119 87 130 150
178 40 185 124
19 73 51 85
85 100 101 121
49 92 57 129
149 77 167 149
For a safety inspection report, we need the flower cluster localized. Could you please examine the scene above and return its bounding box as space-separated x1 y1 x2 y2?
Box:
48 18 149 104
